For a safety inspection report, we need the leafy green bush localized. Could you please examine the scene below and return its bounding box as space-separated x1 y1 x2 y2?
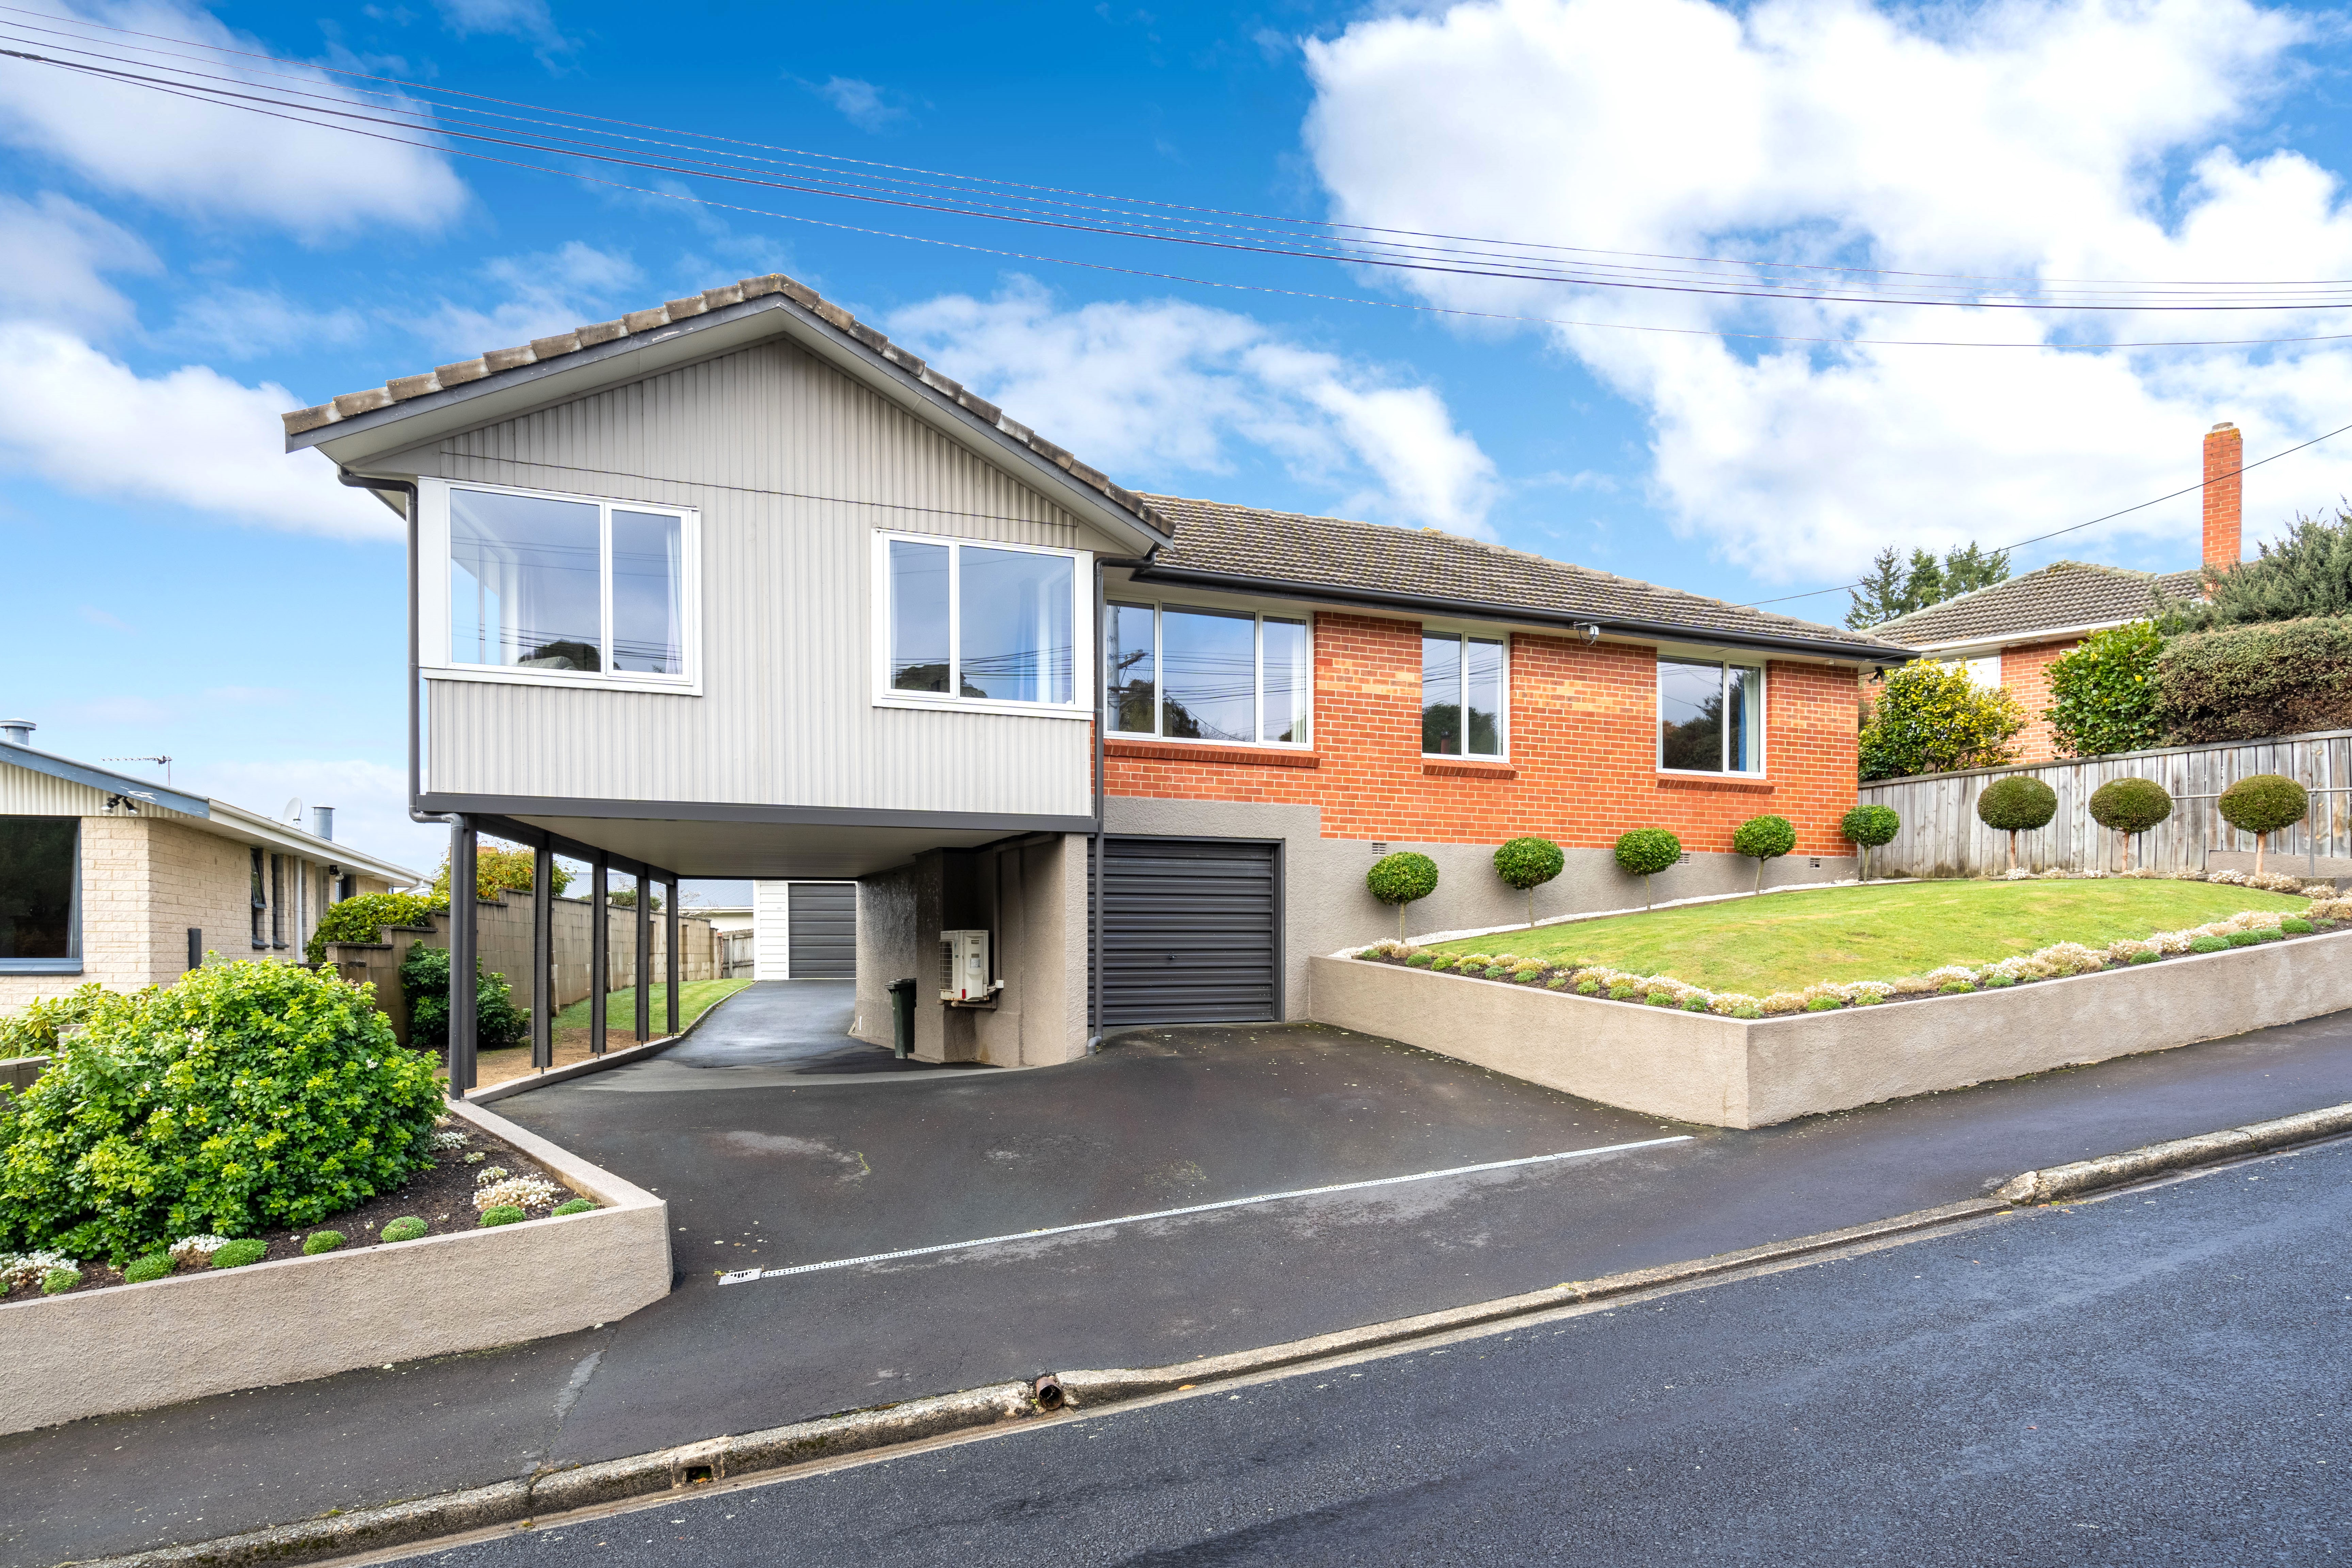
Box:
123 1252 172 1283
0 961 443 1264
2218 773 2311 877
1839 804 1900 881
1405 952 1435 968
2188 935 2230 954
2156 617 2352 744
2127 950 2161 965
400 945 530 1053
381 1216 428 1242
304 890 448 966
1859 660 2025 781
479 1205 524 1228
1365 852 1440 940
2282 917 2316 935
0 984 125 1061
2088 777 2173 871
1614 829 1681 909
1977 776 2058 871
432 841 572 904
303 1230 346 1256
211 1239 266 1269
1492 837 1565 928
551 1197 596 1217
2045 622 2164 757
1805 996 1843 1011
2224 929 2262 947
42 1266 78 1294
1731 814 1796 893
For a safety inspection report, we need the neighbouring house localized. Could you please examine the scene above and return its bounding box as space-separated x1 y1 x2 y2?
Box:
1872 422 2243 762
1 721 416 1011
281 269 1914 1075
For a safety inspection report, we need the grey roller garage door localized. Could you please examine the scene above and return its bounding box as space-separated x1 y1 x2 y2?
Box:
1100 837 1279 1027
788 883 857 979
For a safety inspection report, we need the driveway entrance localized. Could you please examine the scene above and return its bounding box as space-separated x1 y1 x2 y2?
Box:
659 980 941 1076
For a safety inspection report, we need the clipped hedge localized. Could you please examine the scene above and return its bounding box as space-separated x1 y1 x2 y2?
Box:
304 890 448 966
2156 616 2352 745
1367 852 1440 940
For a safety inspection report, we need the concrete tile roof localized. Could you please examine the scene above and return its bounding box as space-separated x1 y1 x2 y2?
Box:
1139 495 1910 657
1872 560 2203 648
280 272 1172 536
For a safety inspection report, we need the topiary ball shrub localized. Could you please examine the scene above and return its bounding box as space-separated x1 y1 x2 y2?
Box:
380 1217 429 1243
1366 852 1441 940
2088 777 2173 871
2217 774 2311 877
478 1205 525 1228
0 960 444 1266
1492 836 1566 928
550 1198 596 1217
41 1266 79 1295
303 1231 346 1256
2188 935 2230 954
1732 815 1797 893
123 1252 173 1284
1614 829 1682 909
1839 804 1900 881
1977 776 2058 870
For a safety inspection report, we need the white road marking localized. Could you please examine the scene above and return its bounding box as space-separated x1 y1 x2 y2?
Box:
719 1135 1694 1285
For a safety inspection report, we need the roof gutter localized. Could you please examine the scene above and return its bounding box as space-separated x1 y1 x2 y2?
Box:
1122 563 1915 665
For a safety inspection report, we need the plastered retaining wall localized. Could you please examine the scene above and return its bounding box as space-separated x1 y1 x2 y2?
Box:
1307 926 2352 1129
0 1098 670 1436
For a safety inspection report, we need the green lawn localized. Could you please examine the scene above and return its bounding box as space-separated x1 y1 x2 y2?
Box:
550 977 751 1034
1424 881 2314 995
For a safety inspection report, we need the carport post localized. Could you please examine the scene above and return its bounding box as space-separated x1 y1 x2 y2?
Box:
447 817 477 1095
665 877 680 1036
529 840 553 1072
633 876 651 1042
589 854 609 1056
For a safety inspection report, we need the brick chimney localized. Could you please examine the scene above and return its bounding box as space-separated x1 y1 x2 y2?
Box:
2202 421 2242 570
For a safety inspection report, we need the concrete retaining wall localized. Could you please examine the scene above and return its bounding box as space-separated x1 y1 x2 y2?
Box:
0 1099 670 1436
1308 927 2352 1128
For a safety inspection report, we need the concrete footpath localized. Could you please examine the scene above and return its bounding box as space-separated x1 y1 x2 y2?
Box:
7 998 2352 1566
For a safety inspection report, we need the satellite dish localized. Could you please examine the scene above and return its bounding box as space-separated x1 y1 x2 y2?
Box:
283 797 305 825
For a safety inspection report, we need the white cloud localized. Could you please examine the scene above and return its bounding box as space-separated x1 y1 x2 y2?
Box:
432 0 574 61
414 241 640 358
189 758 442 878
888 279 1500 533
0 2 467 238
0 193 156 332
1301 0 2352 578
0 322 393 539
810 77 909 132
166 286 370 359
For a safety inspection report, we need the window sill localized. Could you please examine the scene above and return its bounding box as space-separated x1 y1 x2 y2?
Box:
0 960 83 974
875 693 1095 722
1106 738 1321 769
1423 759 1518 780
425 665 702 697
1655 774 1775 793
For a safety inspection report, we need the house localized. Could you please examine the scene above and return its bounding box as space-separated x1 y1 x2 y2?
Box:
1 722 416 1011
282 269 1913 1077
1872 423 2241 762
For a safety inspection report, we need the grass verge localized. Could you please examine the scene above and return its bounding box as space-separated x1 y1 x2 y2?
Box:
549 977 751 1034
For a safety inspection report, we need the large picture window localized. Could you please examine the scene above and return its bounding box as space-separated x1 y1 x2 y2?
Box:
883 536 1080 709
432 481 696 688
1659 657 1765 774
1422 631 1505 757
1105 602 1310 746
0 817 79 971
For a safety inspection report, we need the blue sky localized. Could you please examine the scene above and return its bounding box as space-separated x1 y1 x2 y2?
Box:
6 0 2352 880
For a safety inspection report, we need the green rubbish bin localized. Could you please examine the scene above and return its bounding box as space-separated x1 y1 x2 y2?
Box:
887 977 917 1059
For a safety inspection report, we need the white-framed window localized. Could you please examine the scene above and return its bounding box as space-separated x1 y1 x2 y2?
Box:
419 478 700 692
1104 601 1311 746
1658 655 1766 775
1422 629 1506 758
874 532 1090 717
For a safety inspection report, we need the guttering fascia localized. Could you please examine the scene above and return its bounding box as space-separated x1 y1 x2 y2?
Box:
204 799 419 885
1898 616 2143 655
0 742 210 817
1123 564 1912 664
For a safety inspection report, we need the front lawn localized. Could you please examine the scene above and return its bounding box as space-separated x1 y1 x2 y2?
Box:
549 978 750 1034
1423 880 2315 996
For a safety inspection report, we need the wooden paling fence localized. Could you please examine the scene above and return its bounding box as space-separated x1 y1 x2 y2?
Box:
1858 728 2352 880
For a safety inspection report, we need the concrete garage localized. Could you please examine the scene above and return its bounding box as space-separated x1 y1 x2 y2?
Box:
752 881 857 980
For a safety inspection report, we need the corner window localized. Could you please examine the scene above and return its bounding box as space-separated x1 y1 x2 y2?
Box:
882 536 1081 709
430 481 697 689
1422 631 1504 757
0 816 78 972
1659 657 1765 774
1105 602 1311 746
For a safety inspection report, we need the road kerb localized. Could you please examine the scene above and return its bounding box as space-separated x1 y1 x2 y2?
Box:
1995 1099 2352 1205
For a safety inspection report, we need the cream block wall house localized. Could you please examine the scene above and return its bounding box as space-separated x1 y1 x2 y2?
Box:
1 723 417 1012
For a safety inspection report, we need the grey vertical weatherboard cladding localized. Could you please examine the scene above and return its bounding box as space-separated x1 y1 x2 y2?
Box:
422 338 1099 817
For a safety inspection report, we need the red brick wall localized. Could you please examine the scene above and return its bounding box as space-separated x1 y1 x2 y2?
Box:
1998 638 2081 764
1103 611 1862 854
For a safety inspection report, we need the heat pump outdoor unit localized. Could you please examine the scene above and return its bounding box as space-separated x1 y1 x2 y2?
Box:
939 929 996 1002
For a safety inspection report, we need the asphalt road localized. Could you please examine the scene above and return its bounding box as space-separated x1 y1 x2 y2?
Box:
9 997 2352 1566
405 1132 2352 1567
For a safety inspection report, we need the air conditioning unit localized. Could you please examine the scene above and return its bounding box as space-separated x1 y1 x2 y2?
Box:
939 929 997 1002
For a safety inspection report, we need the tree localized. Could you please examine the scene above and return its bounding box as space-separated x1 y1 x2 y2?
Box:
1977 775 2058 872
606 883 665 911
2161 508 2352 631
2216 774 2309 878
1367 852 1439 940
1492 837 1565 928
433 840 571 903
1614 829 1681 910
1846 542 2012 629
1839 804 1900 882
2088 778 2172 872
1732 814 1796 893
2044 621 2165 758
1858 660 2026 781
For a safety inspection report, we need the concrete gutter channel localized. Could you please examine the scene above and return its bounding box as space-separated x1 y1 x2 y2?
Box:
80 1098 2352 1568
